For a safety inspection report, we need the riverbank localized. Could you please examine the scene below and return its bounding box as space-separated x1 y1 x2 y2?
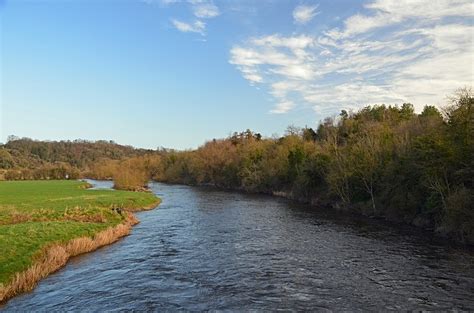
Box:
4 182 473 311
0 180 161 304
158 180 473 247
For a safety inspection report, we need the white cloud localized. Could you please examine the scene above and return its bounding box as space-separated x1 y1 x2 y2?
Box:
366 0 474 19
341 13 401 37
193 2 219 18
230 0 473 114
230 34 319 113
270 101 295 114
336 0 474 38
171 19 206 35
293 4 319 24
160 0 220 37
252 34 314 50
141 0 180 5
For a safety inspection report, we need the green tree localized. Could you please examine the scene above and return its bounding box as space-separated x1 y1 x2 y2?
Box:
0 149 14 169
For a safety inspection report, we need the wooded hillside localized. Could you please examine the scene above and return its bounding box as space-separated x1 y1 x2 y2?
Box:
0 138 155 180
1 88 472 243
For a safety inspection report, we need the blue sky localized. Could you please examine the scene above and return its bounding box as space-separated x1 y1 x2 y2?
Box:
1 0 472 149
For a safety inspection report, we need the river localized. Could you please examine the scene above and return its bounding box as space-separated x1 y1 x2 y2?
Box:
2 181 474 311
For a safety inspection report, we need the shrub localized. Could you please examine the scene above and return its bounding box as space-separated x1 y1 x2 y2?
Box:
113 159 149 191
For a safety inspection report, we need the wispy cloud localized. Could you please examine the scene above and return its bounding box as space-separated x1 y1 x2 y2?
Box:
156 0 219 36
171 19 205 35
141 0 179 5
193 2 219 18
230 0 474 114
293 4 319 25
271 101 295 114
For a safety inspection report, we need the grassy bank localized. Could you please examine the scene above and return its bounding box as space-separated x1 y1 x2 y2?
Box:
0 180 160 302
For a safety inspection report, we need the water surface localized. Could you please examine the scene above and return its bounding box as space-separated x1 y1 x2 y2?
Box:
3 181 474 311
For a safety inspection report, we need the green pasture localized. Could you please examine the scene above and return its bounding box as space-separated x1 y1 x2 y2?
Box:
0 180 159 285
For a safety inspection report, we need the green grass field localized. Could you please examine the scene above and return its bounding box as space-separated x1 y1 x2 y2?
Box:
0 180 160 285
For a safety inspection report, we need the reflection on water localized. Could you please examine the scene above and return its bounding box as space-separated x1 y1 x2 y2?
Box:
81 179 114 190
3 182 474 311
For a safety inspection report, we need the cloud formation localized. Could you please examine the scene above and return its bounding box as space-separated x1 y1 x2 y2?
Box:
230 0 474 114
162 0 219 36
293 4 319 24
193 2 219 18
172 19 205 34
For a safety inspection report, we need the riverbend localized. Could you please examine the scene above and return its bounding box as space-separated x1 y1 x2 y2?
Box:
3 181 474 311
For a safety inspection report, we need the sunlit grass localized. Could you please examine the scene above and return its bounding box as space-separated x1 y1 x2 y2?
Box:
0 180 160 286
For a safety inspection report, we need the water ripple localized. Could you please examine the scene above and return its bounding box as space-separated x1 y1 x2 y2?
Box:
2 181 474 311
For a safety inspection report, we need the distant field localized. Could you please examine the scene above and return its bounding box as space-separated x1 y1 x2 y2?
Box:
0 180 160 286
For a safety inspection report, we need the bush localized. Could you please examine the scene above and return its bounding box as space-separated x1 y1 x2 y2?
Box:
113 160 149 191
0 149 14 169
441 188 474 243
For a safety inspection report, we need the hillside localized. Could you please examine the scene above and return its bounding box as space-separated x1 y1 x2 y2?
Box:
0 138 156 180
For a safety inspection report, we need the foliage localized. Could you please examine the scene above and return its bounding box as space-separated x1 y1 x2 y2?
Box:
112 157 150 191
148 88 474 243
0 138 154 177
1 88 472 243
0 149 14 169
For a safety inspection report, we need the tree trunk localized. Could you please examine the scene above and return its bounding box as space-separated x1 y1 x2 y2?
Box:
363 178 376 215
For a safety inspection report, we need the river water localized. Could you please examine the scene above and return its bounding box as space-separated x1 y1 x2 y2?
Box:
2 181 474 311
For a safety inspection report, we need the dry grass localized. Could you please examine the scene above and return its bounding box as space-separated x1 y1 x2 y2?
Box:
8 212 32 225
0 213 139 303
63 206 108 223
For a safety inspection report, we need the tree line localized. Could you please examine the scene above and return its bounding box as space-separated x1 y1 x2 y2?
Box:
138 88 473 243
1 88 472 243
0 138 155 180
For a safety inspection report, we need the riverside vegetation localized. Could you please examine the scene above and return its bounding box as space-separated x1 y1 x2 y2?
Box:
0 88 472 243
0 180 160 303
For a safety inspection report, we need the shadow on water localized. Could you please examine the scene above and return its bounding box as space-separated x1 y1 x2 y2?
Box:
2 181 474 311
